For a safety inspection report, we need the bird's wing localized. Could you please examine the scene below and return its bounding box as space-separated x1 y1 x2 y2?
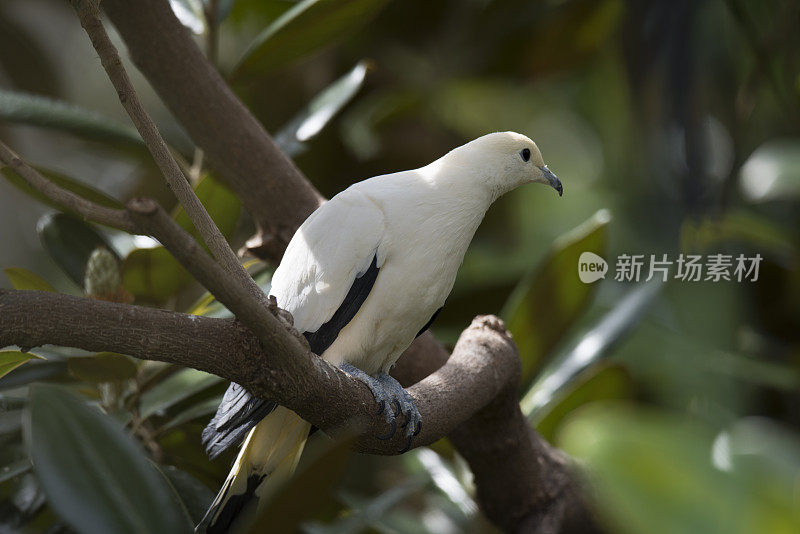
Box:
201 383 276 459
271 187 387 338
203 188 386 459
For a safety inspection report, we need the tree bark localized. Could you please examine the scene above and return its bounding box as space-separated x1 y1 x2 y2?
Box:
102 0 324 262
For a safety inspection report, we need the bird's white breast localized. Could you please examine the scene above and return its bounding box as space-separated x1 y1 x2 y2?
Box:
319 171 490 374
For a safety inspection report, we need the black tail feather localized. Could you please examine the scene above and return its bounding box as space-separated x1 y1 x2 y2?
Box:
197 474 264 533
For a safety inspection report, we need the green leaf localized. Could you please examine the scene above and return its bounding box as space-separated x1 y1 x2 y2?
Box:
230 0 389 81
0 458 32 484
157 396 222 435
680 210 798 263
0 394 27 411
521 281 660 419
0 408 22 436
158 465 215 525
305 478 425 534
121 176 239 302
502 209 611 390
67 353 138 383
559 404 800 534
534 363 633 441
0 352 43 380
121 247 191 302
24 385 192 533
3 267 55 292
0 361 68 391
275 61 370 156
0 90 143 148
246 431 357 534
37 213 118 287
718 418 800 488
188 268 272 317
138 368 223 420
410 448 477 518
172 175 241 239
1 166 122 214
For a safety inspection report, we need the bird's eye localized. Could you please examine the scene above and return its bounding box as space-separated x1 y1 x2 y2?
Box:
520 148 531 162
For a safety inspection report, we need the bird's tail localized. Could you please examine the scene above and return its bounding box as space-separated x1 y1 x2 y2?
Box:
199 406 311 533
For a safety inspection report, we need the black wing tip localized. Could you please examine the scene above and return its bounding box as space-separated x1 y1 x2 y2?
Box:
202 393 278 459
201 424 247 460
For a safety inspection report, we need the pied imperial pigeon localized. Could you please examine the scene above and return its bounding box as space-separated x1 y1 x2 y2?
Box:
199 131 563 533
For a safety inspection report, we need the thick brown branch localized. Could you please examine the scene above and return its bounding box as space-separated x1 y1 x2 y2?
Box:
69 0 265 304
0 141 135 232
102 0 324 262
0 290 595 532
0 290 493 453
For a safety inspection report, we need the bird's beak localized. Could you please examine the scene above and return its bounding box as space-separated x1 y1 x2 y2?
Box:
540 165 563 197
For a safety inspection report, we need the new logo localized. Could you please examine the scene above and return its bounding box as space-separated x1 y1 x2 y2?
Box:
578 252 608 283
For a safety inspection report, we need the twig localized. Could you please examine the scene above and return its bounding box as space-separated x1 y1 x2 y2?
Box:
0 140 135 232
68 0 268 307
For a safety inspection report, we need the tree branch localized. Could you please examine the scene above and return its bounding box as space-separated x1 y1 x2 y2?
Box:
0 141 135 233
69 0 266 305
0 141 292 365
0 290 499 453
124 197 313 376
101 0 324 262
0 289 596 532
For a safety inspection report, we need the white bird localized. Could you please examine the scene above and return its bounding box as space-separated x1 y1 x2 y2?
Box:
199 131 562 533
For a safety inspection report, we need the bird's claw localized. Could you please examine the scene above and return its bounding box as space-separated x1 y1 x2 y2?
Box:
339 363 422 450
376 417 397 440
377 372 422 449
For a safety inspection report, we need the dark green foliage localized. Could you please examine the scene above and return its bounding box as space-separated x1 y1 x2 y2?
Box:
24 385 193 533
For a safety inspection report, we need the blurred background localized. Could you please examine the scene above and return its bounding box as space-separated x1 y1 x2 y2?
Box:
1 0 800 532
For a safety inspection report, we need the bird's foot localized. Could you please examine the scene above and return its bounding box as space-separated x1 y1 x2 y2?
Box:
339 363 422 452
377 372 422 452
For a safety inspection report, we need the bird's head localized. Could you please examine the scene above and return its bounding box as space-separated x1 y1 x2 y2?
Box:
445 131 563 199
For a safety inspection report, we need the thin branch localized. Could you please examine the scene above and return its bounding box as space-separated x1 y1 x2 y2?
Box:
0 140 135 232
69 0 267 306
101 0 324 262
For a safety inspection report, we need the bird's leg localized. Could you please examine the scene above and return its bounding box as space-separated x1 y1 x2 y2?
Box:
376 372 422 453
339 364 422 451
339 363 398 440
